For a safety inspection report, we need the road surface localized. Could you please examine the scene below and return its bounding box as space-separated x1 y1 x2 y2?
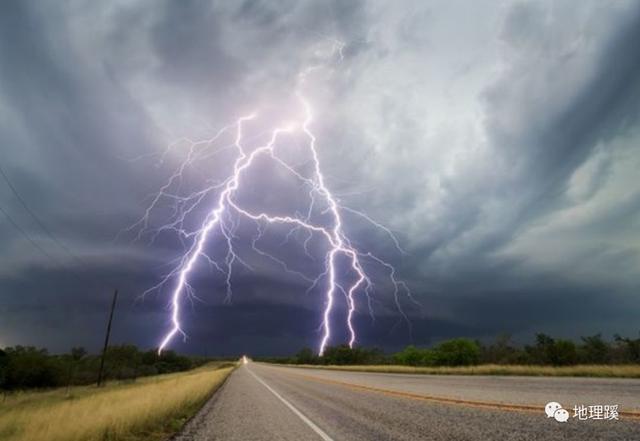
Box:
174 362 640 441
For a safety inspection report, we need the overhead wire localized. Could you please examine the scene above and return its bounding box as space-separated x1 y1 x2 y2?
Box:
0 164 86 267
0 164 112 288
0 203 58 264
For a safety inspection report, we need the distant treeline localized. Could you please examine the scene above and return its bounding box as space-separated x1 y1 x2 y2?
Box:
0 345 218 391
260 333 640 367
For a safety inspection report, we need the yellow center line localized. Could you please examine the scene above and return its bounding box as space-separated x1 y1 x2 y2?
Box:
266 366 640 420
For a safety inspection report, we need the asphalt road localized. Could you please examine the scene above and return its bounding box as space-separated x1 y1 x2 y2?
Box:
174 362 640 441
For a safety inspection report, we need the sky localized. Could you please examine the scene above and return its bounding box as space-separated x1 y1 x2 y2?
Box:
0 0 639 356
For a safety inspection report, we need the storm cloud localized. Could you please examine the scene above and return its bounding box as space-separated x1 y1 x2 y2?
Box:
1 0 639 355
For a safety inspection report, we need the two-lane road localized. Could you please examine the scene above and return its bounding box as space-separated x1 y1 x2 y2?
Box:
174 363 640 440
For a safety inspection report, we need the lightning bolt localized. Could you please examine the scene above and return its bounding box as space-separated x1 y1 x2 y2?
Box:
128 41 416 355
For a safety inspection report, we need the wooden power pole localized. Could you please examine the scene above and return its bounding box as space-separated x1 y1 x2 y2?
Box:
97 289 118 387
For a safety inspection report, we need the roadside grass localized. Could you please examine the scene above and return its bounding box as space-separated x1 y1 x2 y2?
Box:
0 362 236 441
286 364 640 378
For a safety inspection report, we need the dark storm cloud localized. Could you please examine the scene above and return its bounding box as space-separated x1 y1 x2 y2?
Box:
1 0 639 354
405 2 640 268
151 0 243 86
0 2 160 241
485 3 640 229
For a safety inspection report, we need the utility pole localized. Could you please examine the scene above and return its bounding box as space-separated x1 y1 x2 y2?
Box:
97 289 118 387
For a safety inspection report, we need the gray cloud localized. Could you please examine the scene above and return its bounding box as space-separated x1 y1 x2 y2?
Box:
1 0 639 354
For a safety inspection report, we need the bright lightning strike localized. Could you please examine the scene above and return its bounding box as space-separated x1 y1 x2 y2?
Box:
128 41 417 356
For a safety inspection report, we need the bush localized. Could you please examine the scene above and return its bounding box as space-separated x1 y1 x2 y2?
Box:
281 332 640 369
551 340 578 366
527 334 578 366
321 345 377 365
478 334 526 364
393 340 481 367
580 334 609 363
0 349 8 388
0 345 206 391
433 338 480 366
614 334 640 363
3 346 63 389
294 347 317 364
393 345 427 366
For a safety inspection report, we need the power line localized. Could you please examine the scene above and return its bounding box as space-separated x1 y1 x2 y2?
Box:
0 203 58 264
0 169 122 356
0 164 85 267
0 200 108 289
0 164 114 289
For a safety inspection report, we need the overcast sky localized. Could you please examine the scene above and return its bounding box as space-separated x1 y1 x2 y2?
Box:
1 0 639 355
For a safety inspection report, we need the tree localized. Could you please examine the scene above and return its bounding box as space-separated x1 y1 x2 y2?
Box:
0 349 7 389
3 346 62 389
0 344 202 391
295 348 317 365
433 338 480 366
155 350 192 373
71 347 87 361
321 345 357 365
479 334 525 364
614 334 640 363
393 345 427 366
580 334 609 364
551 340 578 366
320 345 382 365
529 334 578 365
529 333 555 365
64 347 87 392
105 345 142 380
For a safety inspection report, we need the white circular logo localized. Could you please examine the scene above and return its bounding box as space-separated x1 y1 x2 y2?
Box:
554 408 569 423
545 402 563 418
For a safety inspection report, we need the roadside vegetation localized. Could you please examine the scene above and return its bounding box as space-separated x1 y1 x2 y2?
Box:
261 333 640 377
287 363 640 378
0 344 228 390
0 362 235 441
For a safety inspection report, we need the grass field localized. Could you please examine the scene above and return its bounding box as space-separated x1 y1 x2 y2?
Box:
288 364 640 378
0 362 236 441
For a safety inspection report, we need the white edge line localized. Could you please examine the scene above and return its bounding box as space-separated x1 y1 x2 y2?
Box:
247 366 335 441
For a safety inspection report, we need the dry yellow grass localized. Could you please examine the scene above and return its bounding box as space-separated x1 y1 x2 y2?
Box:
289 364 640 378
0 364 235 441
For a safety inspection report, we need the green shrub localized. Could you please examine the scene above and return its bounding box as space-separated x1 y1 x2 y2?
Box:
393 345 425 366
433 338 480 366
